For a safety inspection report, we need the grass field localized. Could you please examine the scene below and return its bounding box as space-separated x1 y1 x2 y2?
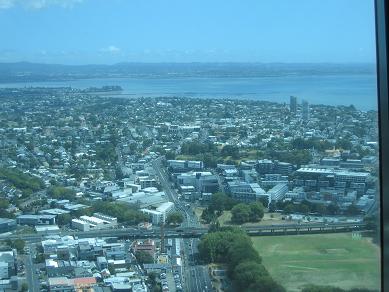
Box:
252 233 380 292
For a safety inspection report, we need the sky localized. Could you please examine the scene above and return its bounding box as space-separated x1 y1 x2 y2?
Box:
0 0 377 65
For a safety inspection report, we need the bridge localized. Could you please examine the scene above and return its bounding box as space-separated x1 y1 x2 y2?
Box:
2 222 369 243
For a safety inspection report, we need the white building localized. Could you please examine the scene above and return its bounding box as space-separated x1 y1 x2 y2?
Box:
141 202 174 225
267 183 288 202
71 213 117 231
227 182 267 203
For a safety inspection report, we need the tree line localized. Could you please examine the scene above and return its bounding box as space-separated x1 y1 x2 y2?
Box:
0 167 44 195
201 193 265 225
198 228 285 292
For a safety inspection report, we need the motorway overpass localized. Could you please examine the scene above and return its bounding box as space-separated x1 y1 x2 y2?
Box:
3 222 369 243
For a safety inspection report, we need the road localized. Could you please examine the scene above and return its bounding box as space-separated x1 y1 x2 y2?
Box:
152 157 212 291
24 243 40 292
182 238 212 292
152 157 200 228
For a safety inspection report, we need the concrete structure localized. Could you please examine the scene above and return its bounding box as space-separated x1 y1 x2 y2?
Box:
72 213 117 232
141 202 174 225
302 99 309 121
267 183 289 202
176 171 219 193
227 182 267 203
117 191 168 208
0 262 8 279
16 214 56 226
0 218 16 233
256 159 274 175
138 177 157 189
296 167 370 187
48 277 97 291
290 96 297 114
0 250 16 280
35 225 60 235
132 239 156 258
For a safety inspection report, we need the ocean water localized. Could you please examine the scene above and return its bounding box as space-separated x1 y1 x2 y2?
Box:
0 74 378 111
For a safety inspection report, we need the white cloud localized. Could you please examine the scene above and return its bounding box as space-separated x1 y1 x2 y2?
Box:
0 0 83 10
100 45 121 54
0 0 14 8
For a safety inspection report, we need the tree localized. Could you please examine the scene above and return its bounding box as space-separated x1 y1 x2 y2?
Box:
47 186 76 200
21 283 28 292
249 202 265 222
147 272 158 287
135 251 154 264
34 253 46 264
57 213 72 226
201 207 217 224
7 239 25 253
327 203 340 215
231 203 251 224
221 145 239 159
198 229 249 263
302 285 345 292
209 193 236 214
0 198 9 209
299 204 310 215
247 276 286 292
92 201 147 225
345 204 360 216
314 204 327 215
233 261 269 290
227 241 262 273
166 212 184 225
283 203 295 214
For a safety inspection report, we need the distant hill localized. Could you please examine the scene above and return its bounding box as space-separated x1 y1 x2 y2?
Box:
0 61 376 83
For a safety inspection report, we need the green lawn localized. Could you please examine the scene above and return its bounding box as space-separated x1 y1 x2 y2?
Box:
252 233 380 292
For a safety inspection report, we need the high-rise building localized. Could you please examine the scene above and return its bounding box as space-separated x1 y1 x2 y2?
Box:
290 96 297 114
302 99 309 121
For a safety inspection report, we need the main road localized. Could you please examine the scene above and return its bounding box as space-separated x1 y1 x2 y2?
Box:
24 243 40 292
152 157 212 291
152 157 200 228
182 238 212 292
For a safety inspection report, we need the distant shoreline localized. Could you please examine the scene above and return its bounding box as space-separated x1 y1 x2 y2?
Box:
0 73 377 111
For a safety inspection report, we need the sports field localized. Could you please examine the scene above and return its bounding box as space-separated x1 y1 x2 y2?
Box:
252 233 380 292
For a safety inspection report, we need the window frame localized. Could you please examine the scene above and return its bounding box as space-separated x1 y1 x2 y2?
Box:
375 0 388 290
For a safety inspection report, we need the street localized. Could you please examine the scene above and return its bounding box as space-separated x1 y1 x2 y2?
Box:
182 238 212 292
152 157 213 291
24 243 40 292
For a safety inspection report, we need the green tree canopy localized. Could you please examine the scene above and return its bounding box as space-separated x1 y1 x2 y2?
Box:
231 203 251 224
166 212 183 225
135 251 154 264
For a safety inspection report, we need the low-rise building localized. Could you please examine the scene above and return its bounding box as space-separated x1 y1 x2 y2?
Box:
71 213 117 231
0 218 16 234
227 182 267 203
141 201 174 225
16 214 56 226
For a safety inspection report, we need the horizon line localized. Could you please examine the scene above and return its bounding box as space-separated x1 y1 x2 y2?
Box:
0 60 377 67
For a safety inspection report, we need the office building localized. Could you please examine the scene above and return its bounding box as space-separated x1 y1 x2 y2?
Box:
290 96 297 114
302 99 310 121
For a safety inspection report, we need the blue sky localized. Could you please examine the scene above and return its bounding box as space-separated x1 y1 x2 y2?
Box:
0 0 376 64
